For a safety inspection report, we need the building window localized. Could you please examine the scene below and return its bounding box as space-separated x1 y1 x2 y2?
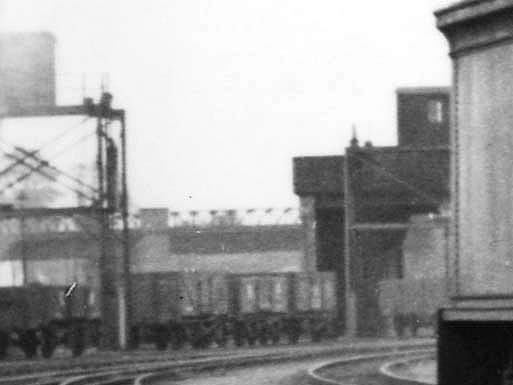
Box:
427 100 444 124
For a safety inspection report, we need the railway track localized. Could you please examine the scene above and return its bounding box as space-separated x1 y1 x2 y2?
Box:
307 350 433 385
379 356 434 385
0 340 433 385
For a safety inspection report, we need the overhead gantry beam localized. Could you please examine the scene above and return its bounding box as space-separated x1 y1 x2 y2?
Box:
0 103 124 120
0 206 102 218
350 222 410 231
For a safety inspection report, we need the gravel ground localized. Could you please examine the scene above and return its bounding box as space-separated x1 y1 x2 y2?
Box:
0 337 434 385
152 353 421 385
317 357 400 385
393 359 436 384
0 337 432 372
151 358 329 385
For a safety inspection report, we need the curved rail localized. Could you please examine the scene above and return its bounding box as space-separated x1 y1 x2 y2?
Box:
306 349 434 385
379 356 435 385
0 340 433 385
136 346 435 385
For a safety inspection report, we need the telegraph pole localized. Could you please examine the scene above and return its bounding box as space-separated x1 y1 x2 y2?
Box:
17 191 27 285
92 92 131 350
119 112 131 349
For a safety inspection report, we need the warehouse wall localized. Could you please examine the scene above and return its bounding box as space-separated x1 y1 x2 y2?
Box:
0 224 305 286
299 196 317 272
0 32 56 109
351 229 405 336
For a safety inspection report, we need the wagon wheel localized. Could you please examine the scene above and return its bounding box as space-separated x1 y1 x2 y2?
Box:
393 314 406 338
311 328 322 342
272 334 280 344
90 319 102 347
233 333 244 347
287 318 301 345
213 325 227 348
409 314 420 337
154 325 169 351
247 322 258 346
233 321 246 347
41 326 58 359
0 330 9 359
170 323 187 350
233 320 247 347
258 323 269 346
430 313 439 337
70 324 86 357
19 330 39 359
247 334 257 346
155 338 168 351
270 321 281 344
129 326 141 349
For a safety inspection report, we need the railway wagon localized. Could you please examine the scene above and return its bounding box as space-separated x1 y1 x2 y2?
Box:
229 272 336 346
130 271 337 350
130 271 229 350
0 284 99 359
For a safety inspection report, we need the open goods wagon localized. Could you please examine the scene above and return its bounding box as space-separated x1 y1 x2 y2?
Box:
130 271 337 350
0 284 99 359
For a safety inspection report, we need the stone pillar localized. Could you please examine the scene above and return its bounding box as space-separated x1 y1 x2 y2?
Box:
436 3 513 384
436 0 513 301
299 196 317 272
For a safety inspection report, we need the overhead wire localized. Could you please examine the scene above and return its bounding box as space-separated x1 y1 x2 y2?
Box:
15 147 98 194
0 129 98 201
46 129 97 160
0 117 90 180
348 151 441 205
0 147 94 202
0 164 47 192
35 116 91 152
0 113 123 207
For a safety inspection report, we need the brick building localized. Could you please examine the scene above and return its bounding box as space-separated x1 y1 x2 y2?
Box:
293 87 450 335
0 32 56 111
0 212 304 288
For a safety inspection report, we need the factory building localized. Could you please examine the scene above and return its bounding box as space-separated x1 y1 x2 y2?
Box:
0 210 304 289
397 87 450 147
293 87 450 335
0 32 56 111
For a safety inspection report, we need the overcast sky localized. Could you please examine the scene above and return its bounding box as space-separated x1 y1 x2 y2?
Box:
0 0 453 211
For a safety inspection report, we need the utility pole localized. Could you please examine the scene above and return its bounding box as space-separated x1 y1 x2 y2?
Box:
17 191 27 285
119 112 131 349
91 92 131 350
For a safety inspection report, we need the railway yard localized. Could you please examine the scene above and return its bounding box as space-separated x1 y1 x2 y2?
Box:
0 338 434 385
5 0 513 383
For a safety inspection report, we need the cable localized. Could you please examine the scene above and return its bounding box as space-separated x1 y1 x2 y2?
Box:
15 147 98 194
0 128 98 204
349 151 440 205
0 117 91 183
0 148 38 179
38 117 91 151
46 130 97 160
0 149 95 202
0 164 46 192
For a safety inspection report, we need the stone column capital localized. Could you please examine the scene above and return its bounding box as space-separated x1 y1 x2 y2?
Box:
435 0 513 56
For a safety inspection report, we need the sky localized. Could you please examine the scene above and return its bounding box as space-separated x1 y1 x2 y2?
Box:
0 0 453 212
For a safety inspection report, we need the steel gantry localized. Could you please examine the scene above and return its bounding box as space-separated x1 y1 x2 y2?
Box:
0 94 132 350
